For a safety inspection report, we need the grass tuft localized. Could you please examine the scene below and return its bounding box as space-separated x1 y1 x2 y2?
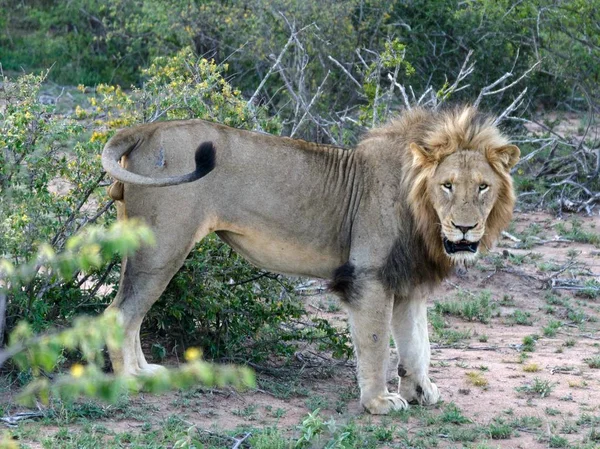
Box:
466 371 489 387
516 377 555 398
523 363 541 373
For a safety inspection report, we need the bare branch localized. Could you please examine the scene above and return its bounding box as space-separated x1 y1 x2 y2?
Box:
327 56 362 89
494 87 528 124
247 31 295 108
475 60 541 106
387 73 411 110
290 71 330 137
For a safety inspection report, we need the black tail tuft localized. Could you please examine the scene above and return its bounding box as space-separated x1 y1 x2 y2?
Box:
194 141 216 178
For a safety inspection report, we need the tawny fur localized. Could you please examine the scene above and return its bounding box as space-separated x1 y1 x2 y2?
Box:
102 105 519 415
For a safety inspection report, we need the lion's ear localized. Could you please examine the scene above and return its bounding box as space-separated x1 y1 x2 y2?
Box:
487 144 520 171
410 142 437 167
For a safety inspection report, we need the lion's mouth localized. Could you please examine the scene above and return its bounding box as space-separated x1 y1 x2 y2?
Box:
443 238 479 254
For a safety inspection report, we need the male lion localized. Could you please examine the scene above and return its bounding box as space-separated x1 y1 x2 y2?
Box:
102 105 519 415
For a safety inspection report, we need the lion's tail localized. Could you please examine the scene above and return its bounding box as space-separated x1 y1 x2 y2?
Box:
102 133 216 198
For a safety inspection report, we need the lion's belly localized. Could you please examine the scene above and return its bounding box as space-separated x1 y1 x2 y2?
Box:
216 231 341 278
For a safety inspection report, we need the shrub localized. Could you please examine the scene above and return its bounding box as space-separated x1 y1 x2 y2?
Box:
1 71 111 332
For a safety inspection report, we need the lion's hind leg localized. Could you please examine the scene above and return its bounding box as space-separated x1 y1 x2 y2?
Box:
106 251 186 377
107 210 211 377
391 292 440 406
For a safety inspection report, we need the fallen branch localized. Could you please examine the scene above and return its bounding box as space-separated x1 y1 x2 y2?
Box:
501 231 522 243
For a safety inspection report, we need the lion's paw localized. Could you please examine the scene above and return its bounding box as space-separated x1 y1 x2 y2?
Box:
362 392 409 415
138 363 169 377
399 376 440 406
122 363 169 378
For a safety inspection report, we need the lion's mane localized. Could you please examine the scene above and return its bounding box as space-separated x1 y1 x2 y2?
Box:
365 106 516 289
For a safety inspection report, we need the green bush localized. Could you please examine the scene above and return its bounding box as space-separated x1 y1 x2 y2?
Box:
1 71 111 331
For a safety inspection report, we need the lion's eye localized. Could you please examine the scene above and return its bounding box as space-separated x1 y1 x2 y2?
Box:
479 183 489 191
442 182 453 191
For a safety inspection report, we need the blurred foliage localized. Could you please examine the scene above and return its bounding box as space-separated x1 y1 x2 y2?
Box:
0 220 154 285
0 225 253 408
10 310 254 408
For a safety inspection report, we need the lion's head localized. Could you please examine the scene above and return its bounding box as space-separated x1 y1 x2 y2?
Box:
405 106 520 265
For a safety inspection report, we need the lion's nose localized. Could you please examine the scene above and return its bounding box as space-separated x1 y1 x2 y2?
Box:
452 222 477 235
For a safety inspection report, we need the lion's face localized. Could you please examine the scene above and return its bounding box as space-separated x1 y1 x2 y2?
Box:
409 138 520 265
426 151 501 263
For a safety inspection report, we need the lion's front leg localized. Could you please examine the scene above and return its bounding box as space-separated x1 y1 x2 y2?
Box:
346 281 408 415
391 292 440 406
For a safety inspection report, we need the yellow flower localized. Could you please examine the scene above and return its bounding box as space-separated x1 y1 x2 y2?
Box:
184 347 202 362
90 131 108 143
70 364 85 378
75 105 86 118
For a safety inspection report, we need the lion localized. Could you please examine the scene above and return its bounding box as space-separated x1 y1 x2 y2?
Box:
101 105 519 414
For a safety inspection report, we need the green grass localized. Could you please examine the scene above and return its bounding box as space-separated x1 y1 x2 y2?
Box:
11 391 594 449
429 308 473 344
232 404 258 419
438 403 472 424
537 261 561 272
588 428 600 443
499 294 516 306
445 426 482 442
548 435 570 448
507 252 529 265
543 319 562 337
488 421 513 439
578 279 600 299
512 223 545 249
509 310 533 326
516 377 555 398
434 290 497 324
545 293 569 306
305 394 330 411
509 415 543 430
522 335 538 352
576 413 600 426
561 421 579 434
584 356 600 368
555 220 600 247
